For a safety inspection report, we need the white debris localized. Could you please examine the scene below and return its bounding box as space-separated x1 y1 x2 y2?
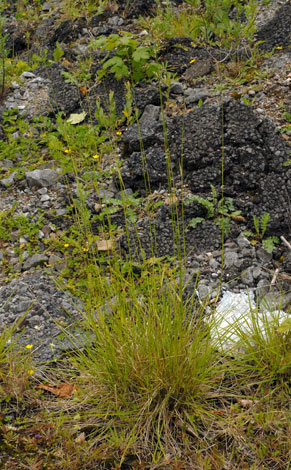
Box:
210 290 289 352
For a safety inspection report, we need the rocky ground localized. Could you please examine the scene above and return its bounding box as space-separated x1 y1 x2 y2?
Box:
0 0 290 363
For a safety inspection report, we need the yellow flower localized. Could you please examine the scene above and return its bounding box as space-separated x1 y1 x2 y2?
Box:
83 247 89 252
64 243 69 248
25 344 33 349
116 131 122 136
28 370 34 375
276 46 282 49
190 58 196 64
64 149 71 153
92 154 100 159
22 12 26 16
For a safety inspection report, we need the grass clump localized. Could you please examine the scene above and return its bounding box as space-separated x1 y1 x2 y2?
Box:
65 264 225 462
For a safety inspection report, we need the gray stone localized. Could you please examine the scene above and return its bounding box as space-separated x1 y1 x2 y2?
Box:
185 60 212 80
170 81 184 95
49 254 67 272
15 299 33 313
256 247 272 264
0 172 17 187
56 208 67 216
209 257 219 269
185 88 209 105
116 188 133 200
252 266 264 280
236 233 251 248
96 189 115 200
260 291 291 312
198 283 211 299
26 169 61 188
40 194 51 202
23 254 48 270
20 71 36 79
37 187 48 195
139 104 160 128
224 250 241 268
0 159 13 170
241 268 254 286
41 2 51 11
108 16 123 26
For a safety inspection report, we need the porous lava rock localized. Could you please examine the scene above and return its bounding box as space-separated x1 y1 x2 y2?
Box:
33 63 81 115
120 98 291 235
256 2 291 51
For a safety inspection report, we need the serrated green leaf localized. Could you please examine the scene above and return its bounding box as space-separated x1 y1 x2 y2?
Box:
132 47 150 62
189 217 204 229
67 112 87 125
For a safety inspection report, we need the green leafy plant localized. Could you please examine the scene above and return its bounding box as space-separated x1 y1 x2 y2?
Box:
140 0 258 51
53 41 64 62
97 193 142 225
185 0 258 49
90 32 163 82
185 185 241 235
244 213 279 253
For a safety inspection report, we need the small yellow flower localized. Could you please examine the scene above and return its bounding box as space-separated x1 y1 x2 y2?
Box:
116 131 122 136
64 149 71 153
276 46 283 49
92 154 100 159
64 243 69 248
190 58 196 64
25 344 33 349
22 12 26 16
28 370 34 375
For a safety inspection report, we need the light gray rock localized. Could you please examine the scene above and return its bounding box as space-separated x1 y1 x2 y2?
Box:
49 254 67 272
260 291 291 312
241 268 254 286
23 254 48 270
0 159 14 170
237 233 251 248
139 104 160 128
185 88 209 105
224 251 241 268
96 189 115 199
26 169 61 188
0 172 17 187
20 71 36 79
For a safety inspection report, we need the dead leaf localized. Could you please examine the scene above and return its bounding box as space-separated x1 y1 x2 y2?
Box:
237 399 258 408
94 203 102 213
80 86 88 97
231 215 246 222
38 383 77 398
96 239 115 251
62 59 71 67
75 432 86 444
165 195 178 205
